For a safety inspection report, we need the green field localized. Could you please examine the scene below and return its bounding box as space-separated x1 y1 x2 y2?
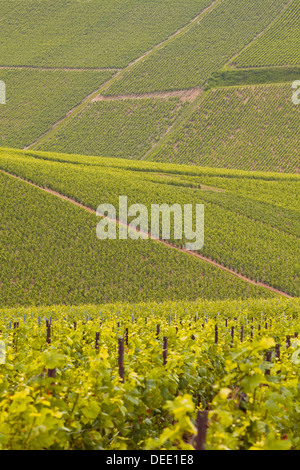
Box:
0 0 212 68
0 298 299 449
0 0 299 452
0 69 115 149
34 98 188 159
1 169 275 307
234 0 300 68
104 0 290 95
151 83 299 173
0 148 299 298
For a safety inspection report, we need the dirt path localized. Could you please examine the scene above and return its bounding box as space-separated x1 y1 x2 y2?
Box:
92 88 202 103
26 0 220 150
0 169 292 299
25 87 202 150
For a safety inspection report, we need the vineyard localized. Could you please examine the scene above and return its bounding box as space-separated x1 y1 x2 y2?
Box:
234 0 300 68
151 83 300 173
1 0 298 174
34 98 188 159
103 0 290 95
0 149 299 299
0 69 114 149
0 298 299 449
0 0 299 452
0 0 213 68
1 169 274 307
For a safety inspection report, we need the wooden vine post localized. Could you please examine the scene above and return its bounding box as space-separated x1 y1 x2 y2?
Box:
46 320 51 344
240 326 244 343
13 321 19 347
230 326 234 346
194 410 209 450
163 337 168 365
265 351 272 376
118 337 125 383
47 368 56 387
95 332 100 351
214 325 218 345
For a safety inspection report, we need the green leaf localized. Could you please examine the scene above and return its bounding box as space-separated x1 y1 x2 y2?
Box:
41 351 66 369
241 374 262 393
82 400 100 420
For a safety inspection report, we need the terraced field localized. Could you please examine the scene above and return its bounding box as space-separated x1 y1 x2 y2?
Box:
234 0 300 67
0 169 276 306
1 0 298 175
0 0 299 453
1 168 278 307
150 83 300 173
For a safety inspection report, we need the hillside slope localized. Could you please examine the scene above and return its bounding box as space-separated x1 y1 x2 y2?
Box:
0 148 298 302
150 83 299 173
1 167 279 307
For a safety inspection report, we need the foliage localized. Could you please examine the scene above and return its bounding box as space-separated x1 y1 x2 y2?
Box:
0 298 298 449
104 0 290 94
0 0 212 68
234 1 300 68
0 149 298 297
152 83 300 173
35 98 187 159
0 69 114 148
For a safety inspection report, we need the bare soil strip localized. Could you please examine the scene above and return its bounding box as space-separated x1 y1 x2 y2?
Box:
0 169 292 299
92 88 202 103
